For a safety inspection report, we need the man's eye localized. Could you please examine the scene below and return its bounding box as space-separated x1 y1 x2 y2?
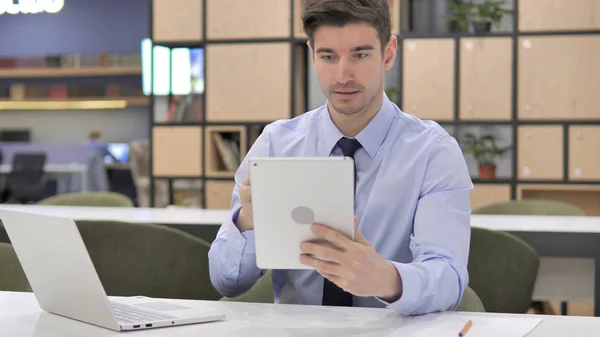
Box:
355 53 368 59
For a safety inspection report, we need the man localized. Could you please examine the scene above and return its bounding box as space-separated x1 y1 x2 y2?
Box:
86 129 118 162
208 0 473 316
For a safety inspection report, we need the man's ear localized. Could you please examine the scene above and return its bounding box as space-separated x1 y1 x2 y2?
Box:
307 40 315 65
383 35 397 71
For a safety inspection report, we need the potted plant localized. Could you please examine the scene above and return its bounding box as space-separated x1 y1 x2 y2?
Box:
460 132 510 179
385 86 400 104
444 1 512 33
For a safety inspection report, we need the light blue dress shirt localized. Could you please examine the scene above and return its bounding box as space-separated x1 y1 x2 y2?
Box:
208 94 473 316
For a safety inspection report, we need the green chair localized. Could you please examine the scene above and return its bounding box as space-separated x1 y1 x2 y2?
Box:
221 269 485 313
0 242 31 292
37 191 134 207
220 270 274 303
473 198 586 314
75 220 221 301
456 286 486 312
473 199 587 216
467 226 540 313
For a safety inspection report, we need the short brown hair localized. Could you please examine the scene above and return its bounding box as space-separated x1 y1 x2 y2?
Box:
301 0 392 51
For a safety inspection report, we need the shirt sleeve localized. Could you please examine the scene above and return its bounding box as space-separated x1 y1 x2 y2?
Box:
376 135 473 315
207 126 272 297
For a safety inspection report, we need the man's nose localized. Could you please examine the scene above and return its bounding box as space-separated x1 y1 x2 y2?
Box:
335 60 353 84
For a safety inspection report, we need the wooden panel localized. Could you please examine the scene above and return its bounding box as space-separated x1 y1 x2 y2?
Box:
459 38 512 120
294 0 307 39
152 0 203 42
206 43 291 122
294 0 401 39
403 38 454 121
518 35 600 120
518 184 600 216
152 126 202 177
517 126 563 180
207 0 290 39
519 0 600 31
205 180 236 209
470 184 512 211
294 45 307 117
205 126 247 178
569 126 600 180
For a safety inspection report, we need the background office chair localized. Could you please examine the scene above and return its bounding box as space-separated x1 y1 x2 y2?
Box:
38 191 134 207
75 220 221 301
473 199 586 315
472 199 587 216
0 152 48 204
220 270 486 312
0 242 31 292
467 226 540 313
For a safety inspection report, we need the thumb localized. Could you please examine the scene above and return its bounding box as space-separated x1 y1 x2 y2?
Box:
353 216 370 245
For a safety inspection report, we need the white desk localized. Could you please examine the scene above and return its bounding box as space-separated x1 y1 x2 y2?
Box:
1 205 599 315
2 291 599 337
0 163 88 192
0 204 228 225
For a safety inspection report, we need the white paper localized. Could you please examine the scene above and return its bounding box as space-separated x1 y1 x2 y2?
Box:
387 314 544 337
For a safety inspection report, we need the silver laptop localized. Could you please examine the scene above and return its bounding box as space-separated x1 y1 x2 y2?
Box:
0 209 226 331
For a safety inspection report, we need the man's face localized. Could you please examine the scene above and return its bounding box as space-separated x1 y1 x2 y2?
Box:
309 22 396 116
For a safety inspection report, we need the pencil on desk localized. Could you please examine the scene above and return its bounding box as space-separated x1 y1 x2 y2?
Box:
458 320 472 337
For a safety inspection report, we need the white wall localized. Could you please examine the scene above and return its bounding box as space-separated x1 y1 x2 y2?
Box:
0 107 150 143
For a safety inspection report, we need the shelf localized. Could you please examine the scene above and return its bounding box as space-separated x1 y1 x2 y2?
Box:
0 66 141 79
0 97 148 110
517 184 600 216
205 126 247 178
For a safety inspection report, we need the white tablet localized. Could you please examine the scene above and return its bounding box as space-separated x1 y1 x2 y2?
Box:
248 157 355 270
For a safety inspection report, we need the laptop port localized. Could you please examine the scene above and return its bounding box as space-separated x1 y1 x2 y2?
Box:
133 325 140 328
146 324 153 327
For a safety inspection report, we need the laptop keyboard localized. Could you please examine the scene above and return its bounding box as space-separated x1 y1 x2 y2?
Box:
110 301 177 324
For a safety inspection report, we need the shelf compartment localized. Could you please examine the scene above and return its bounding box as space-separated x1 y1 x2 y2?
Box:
205 180 236 209
517 184 600 216
152 126 203 177
207 0 290 39
517 126 563 180
205 126 247 178
402 38 455 121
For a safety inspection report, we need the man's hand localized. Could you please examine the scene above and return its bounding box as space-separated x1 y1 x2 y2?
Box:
236 175 254 232
299 217 403 302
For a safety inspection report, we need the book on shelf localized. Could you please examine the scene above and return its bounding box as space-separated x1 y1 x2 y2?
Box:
2 82 143 100
0 52 142 69
165 95 204 122
212 133 241 171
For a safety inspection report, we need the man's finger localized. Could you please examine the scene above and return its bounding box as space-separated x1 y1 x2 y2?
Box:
311 223 353 250
353 216 371 246
300 241 344 264
242 175 250 186
299 254 342 276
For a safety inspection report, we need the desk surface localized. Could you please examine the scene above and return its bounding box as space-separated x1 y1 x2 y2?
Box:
0 163 86 174
2 291 599 337
0 204 228 225
2 204 600 233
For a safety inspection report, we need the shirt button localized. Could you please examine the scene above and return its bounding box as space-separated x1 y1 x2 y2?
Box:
236 239 242 245
233 266 238 270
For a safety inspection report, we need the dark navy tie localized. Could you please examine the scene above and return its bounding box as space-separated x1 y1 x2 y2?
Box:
322 137 362 307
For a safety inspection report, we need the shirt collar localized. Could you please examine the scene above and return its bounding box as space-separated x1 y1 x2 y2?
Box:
318 93 396 158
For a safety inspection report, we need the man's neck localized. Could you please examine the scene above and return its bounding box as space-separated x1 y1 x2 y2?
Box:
328 95 383 137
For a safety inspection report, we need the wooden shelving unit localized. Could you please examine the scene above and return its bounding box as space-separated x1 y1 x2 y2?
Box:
0 66 142 79
0 97 148 110
148 0 600 214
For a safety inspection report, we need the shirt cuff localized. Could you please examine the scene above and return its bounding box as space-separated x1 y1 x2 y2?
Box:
226 207 256 259
375 261 422 315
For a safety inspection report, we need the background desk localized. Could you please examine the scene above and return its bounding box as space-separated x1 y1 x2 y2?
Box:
0 163 88 192
2 291 599 337
1 205 599 315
